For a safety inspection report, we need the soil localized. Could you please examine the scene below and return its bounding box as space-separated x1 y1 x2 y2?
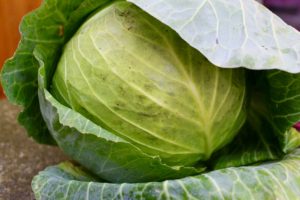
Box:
0 100 68 200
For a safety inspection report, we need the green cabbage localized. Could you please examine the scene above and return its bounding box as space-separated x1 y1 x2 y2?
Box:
1 0 300 199
51 1 246 167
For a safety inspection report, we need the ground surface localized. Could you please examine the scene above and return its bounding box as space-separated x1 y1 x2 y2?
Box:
0 100 68 200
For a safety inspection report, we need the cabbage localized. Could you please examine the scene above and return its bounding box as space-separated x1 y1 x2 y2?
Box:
51 2 246 166
1 0 300 199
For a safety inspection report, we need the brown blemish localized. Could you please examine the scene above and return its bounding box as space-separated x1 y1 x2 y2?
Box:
58 25 64 37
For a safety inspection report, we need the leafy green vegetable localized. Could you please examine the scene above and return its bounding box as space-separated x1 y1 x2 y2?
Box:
1 0 300 199
51 1 246 166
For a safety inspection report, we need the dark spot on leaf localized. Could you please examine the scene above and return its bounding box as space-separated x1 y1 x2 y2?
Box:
58 25 64 37
261 45 268 50
137 112 157 117
115 9 130 17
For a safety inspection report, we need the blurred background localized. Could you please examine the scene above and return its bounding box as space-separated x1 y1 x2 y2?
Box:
0 0 300 98
264 0 300 30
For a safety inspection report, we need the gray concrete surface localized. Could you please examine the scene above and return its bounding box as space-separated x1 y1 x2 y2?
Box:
0 100 68 200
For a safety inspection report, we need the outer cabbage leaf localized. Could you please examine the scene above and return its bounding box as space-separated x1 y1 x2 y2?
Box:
32 149 300 200
266 70 300 151
210 111 283 169
211 70 300 169
129 0 300 73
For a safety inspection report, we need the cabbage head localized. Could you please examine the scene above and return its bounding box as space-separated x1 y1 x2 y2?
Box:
51 2 246 166
2 0 300 199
